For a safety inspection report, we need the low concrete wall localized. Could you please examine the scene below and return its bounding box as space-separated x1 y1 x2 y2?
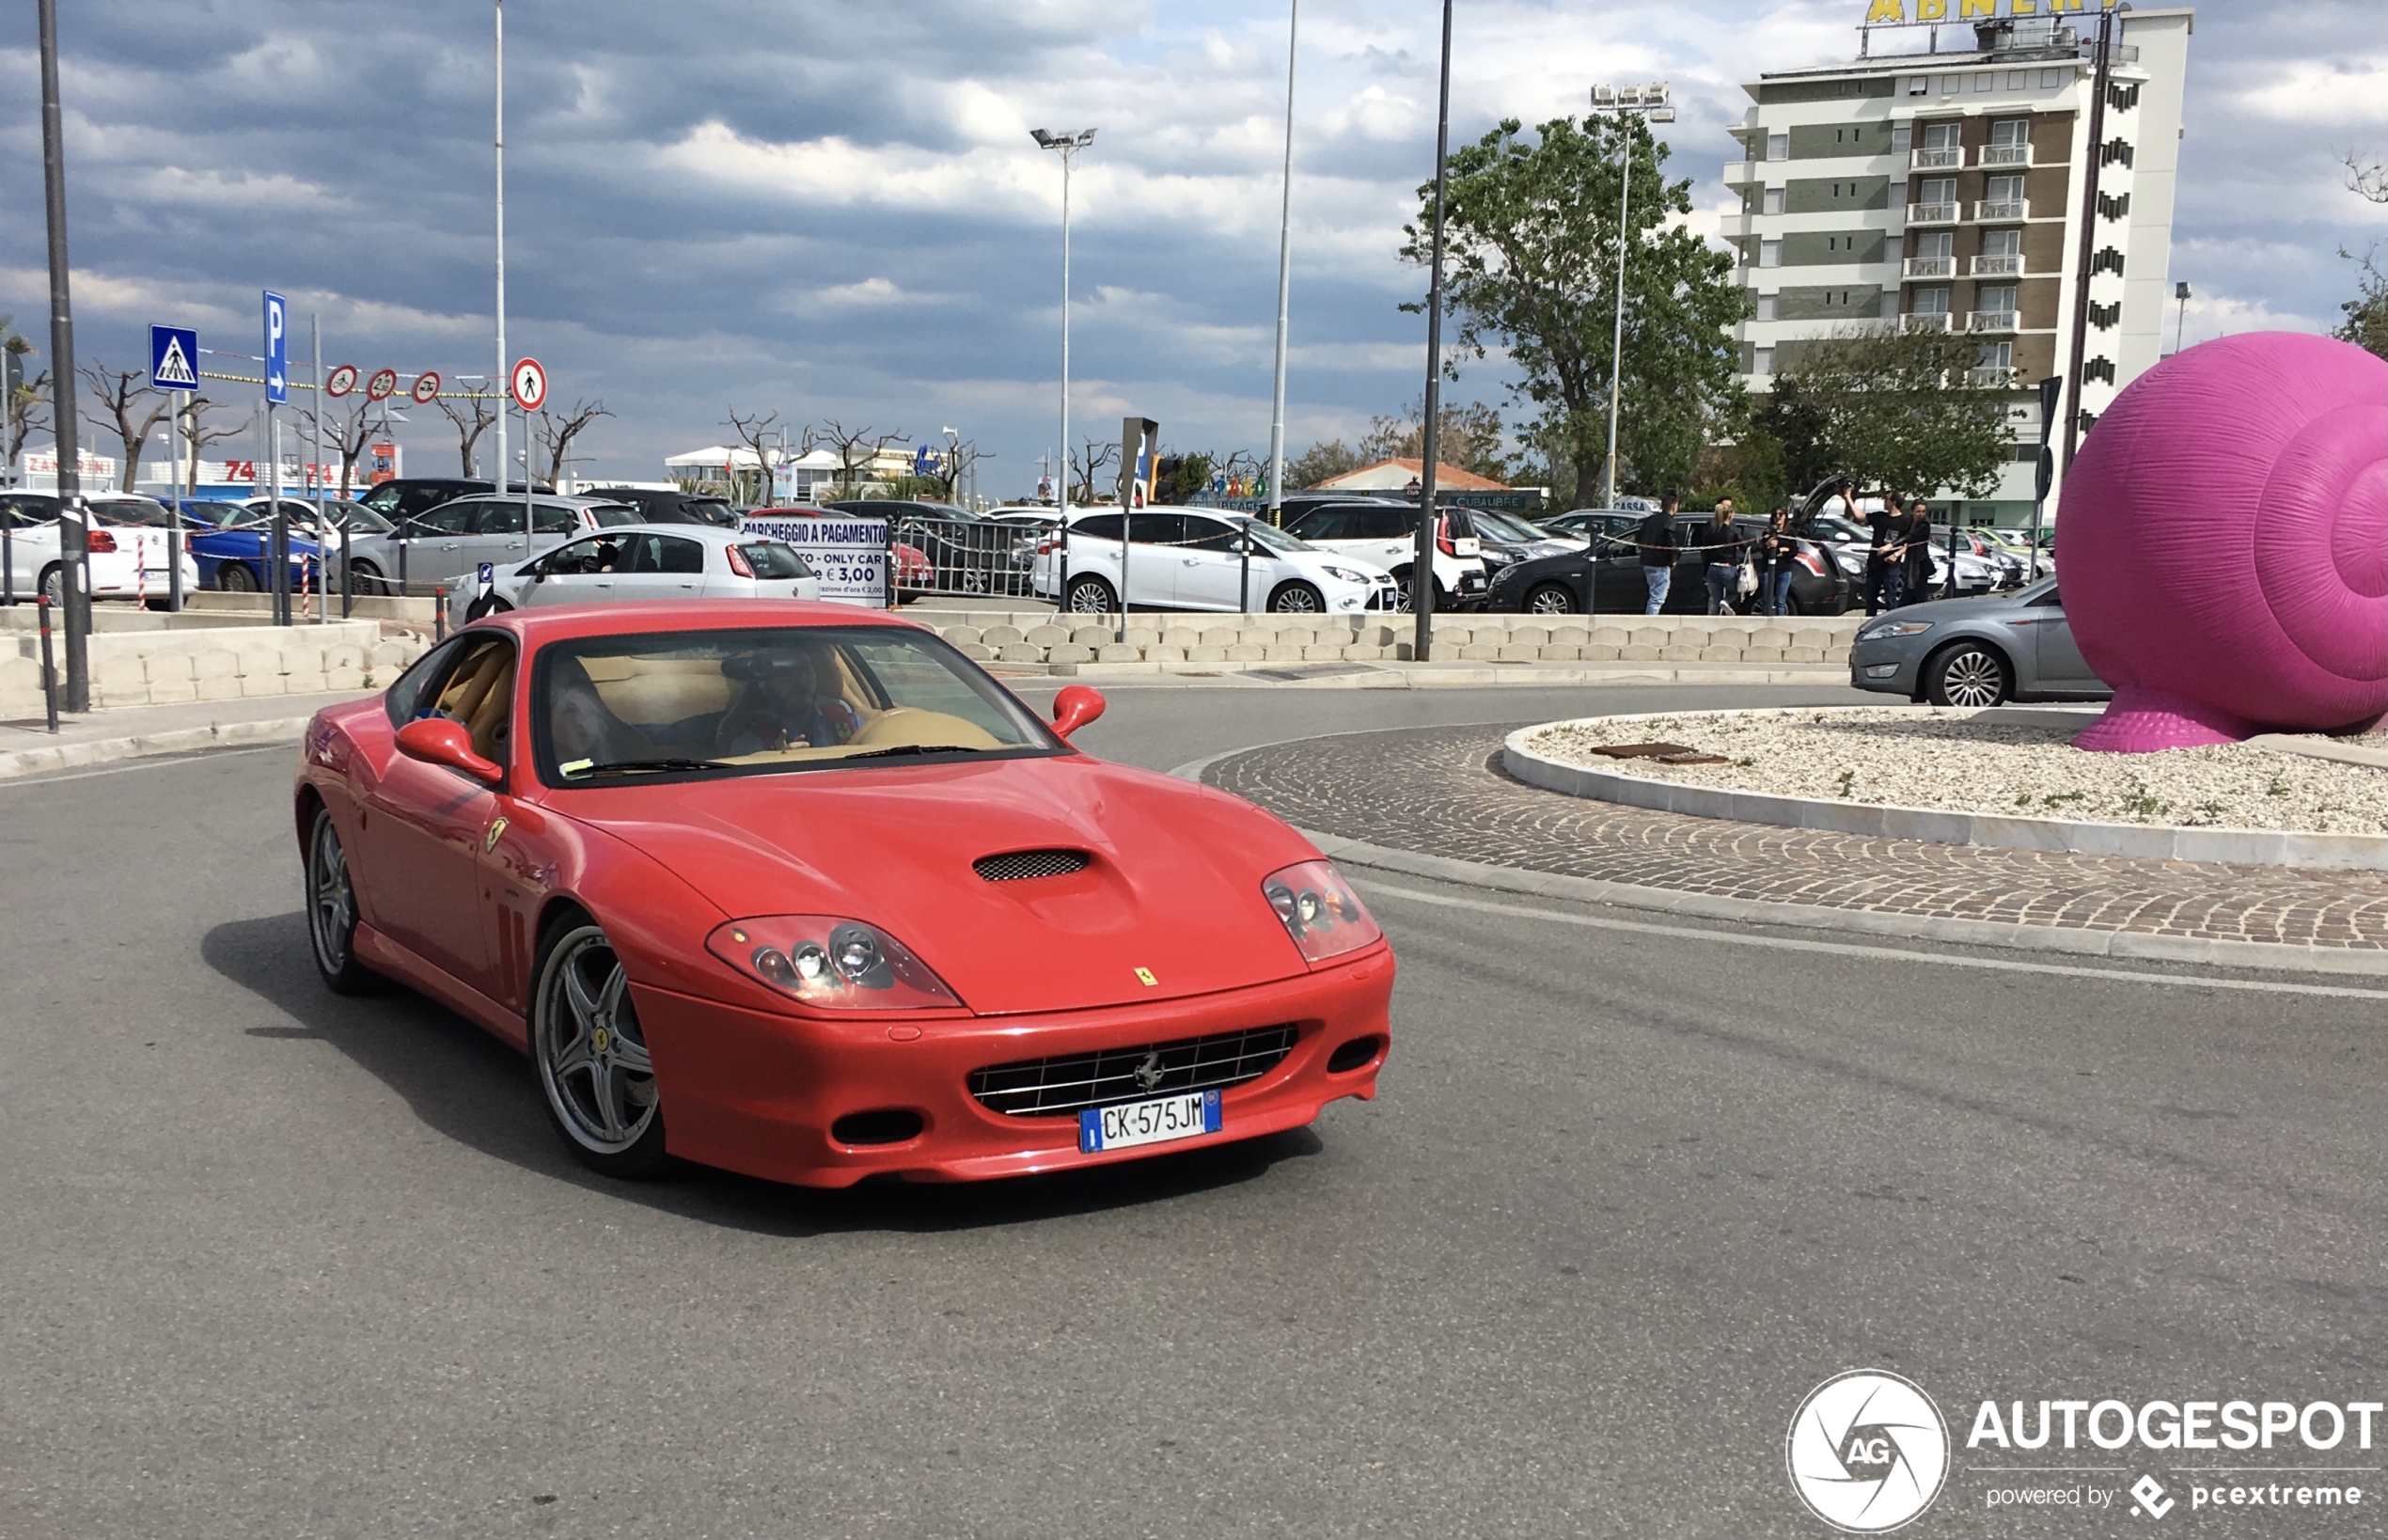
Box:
184 590 441 623
1503 708 2388 872
0 619 428 715
899 611 1862 669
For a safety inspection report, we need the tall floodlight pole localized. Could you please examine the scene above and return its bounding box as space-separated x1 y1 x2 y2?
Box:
493 0 509 522
1031 127 1096 608
1263 0 1300 563
1590 82 1673 511
38 0 88 708
1409 0 1453 663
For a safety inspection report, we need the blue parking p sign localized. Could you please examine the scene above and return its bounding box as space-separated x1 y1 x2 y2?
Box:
149 326 198 393
261 291 288 404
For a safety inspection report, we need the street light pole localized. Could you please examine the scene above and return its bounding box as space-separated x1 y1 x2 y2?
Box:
1264 0 1299 536
2173 279 2191 355
493 0 508 525
1032 127 1096 610
1589 83 1673 511
37 0 88 709
1409 0 1453 664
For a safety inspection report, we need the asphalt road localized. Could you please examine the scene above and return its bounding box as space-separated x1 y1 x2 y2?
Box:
4 681 2384 1538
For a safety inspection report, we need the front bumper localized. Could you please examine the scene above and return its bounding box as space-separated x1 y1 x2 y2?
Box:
634 947 1395 1187
1848 635 1925 696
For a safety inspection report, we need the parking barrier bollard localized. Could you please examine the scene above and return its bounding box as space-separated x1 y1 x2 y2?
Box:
433 586 447 641
37 592 58 733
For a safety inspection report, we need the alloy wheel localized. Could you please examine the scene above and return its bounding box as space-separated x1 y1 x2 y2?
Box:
307 815 355 975
536 926 659 1156
1938 648 2005 708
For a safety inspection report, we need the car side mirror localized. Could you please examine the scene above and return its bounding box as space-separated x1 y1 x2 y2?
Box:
395 716 503 784
1050 684 1106 740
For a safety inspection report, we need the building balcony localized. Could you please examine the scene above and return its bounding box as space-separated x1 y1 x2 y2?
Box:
1723 160 1761 185
1909 147 1962 170
1973 198 2030 221
1908 202 1960 226
1904 256 1956 279
1967 366 2015 386
1901 312 1954 332
1971 254 2024 276
1968 310 2020 335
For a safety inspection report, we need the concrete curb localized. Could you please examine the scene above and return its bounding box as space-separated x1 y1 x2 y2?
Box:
0 715 314 781
1502 707 2388 872
1165 745 2388 978
1033 660 1851 687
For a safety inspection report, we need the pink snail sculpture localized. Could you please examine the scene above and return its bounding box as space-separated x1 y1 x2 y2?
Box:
2064 331 2387 752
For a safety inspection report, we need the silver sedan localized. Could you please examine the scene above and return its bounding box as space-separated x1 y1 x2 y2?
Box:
452 524 822 626
1847 577 2110 708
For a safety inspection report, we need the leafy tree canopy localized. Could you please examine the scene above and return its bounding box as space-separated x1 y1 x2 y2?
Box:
1767 325 2014 500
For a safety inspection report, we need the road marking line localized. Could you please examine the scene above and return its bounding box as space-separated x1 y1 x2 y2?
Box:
1359 879 2388 1001
0 744 283 787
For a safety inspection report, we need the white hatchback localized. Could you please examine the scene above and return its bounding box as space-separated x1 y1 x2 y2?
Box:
452 524 823 627
1033 509 1400 615
0 493 201 606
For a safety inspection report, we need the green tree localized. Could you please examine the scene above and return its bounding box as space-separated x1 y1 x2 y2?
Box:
2336 246 2388 361
1749 378 1836 497
1286 438 1360 488
1767 325 2012 498
1404 113 1748 502
1360 396 1512 483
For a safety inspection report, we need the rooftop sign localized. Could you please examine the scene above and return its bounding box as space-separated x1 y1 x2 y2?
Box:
1864 0 2117 21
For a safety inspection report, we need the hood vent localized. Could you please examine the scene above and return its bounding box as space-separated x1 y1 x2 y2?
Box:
973 848 1092 883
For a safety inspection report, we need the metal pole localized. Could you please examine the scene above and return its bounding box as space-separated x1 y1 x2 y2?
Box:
311 313 327 622
492 0 508 516
1409 0 1453 663
1262 0 1300 571
38 592 59 732
2060 6 2115 477
38 0 88 708
1603 114 1632 511
1058 143 1073 605
270 407 289 625
166 416 182 613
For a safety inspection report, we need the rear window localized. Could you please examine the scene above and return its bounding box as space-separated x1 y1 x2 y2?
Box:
590 505 644 528
737 542 810 580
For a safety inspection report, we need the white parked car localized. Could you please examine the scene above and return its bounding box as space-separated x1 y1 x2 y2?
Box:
1276 498 1488 608
450 523 823 627
1033 508 1400 615
0 492 200 606
350 493 644 596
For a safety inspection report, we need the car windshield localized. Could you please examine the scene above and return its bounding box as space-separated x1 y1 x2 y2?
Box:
535 625 1060 785
1233 518 1316 554
1471 511 1547 542
735 542 810 579
589 504 644 528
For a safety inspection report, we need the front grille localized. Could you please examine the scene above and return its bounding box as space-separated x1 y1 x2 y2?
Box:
973 848 1092 883
968 1023 1300 1118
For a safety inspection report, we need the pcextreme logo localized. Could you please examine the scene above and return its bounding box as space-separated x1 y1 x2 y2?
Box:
1787 1370 1953 1532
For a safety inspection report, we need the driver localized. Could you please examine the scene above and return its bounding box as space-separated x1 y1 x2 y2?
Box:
716 645 863 754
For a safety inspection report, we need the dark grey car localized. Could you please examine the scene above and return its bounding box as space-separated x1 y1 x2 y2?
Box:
1847 577 2110 707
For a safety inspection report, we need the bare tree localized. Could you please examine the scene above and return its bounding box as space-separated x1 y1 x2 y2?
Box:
6 348 48 468
1070 436 1119 504
316 398 391 500
183 396 245 485
2346 149 2388 204
937 439 992 506
533 398 614 488
725 407 784 504
434 391 498 478
814 419 905 499
79 363 177 491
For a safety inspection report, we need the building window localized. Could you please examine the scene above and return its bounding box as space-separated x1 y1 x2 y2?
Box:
1767 132 1789 161
2039 69 2063 88
1905 76 1929 96
1981 228 2021 258
1974 72 1993 92
1912 287 1951 316
1763 186 1785 215
1919 177 1956 209
2004 71 2026 90
1753 346 1775 375
1760 240 1783 268
1891 122 1911 154
1978 283 2018 317
1977 340 2014 369
1756 292 1778 322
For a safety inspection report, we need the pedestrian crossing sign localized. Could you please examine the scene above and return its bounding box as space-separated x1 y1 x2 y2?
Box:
149 326 198 393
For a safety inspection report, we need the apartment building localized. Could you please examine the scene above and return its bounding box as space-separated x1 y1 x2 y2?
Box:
1723 4 2192 525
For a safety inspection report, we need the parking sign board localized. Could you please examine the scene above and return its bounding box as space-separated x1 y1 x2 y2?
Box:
149 326 198 393
261 291 288 404
739 513 888 607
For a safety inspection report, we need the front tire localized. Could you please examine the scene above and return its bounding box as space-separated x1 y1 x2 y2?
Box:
305 806 380 995
1267 581 1325 614
1524 583 1578 616
219 561 259 592
1062 574 1117 615
349 559 385 596
465 593 512 621
1924 640 2011 708
532 919 668 1178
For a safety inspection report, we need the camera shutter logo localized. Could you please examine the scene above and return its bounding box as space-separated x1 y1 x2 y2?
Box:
1785 1370 1950 1532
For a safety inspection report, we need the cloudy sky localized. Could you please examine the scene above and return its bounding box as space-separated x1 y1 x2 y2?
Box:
1 0 2380 493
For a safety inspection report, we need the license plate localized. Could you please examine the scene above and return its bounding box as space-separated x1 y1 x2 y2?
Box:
1078 1089 1222 1154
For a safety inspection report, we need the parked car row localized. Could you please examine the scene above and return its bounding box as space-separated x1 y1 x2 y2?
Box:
1033 509 1402 615
0 493 201 605
449 524 823 628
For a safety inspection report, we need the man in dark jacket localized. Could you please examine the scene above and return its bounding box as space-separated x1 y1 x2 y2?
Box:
1863 491 1903 615
1637 495 1681 614
1899 498 1938 606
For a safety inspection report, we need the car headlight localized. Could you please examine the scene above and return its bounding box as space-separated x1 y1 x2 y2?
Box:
1861 621 1935 639
705 916 963 1010
1318 565 1372 586
1261 859 1383 964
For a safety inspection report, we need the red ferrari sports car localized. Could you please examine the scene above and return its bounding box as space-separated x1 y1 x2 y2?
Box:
294 601 1392 1186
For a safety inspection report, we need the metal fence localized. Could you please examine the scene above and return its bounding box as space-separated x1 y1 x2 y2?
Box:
886 512 1047 602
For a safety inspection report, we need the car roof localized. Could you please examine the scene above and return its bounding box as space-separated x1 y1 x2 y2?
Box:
554 521 760 545
465 599 919 646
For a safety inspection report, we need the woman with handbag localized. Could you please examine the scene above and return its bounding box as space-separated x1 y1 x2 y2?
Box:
1697 498 1747 615
1759 506 1799 617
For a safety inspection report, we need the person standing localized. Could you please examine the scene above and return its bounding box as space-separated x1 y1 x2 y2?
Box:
1899 497 1937 606
1759 505 1799 617
1863 492 1903 615
1636 495 1680 614
1697 498 1745 615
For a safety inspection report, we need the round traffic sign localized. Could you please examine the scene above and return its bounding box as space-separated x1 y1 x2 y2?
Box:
366 368 399 402
325 364 359 399
411 371 442 405
510 357 547 413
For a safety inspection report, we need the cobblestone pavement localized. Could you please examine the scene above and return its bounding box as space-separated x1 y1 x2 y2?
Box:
1206 724 2388 952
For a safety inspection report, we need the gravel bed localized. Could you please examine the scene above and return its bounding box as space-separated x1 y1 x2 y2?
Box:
1523 708 2388 835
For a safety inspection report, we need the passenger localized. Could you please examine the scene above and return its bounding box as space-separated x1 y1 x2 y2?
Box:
716 646 863 754
548 654 641 765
